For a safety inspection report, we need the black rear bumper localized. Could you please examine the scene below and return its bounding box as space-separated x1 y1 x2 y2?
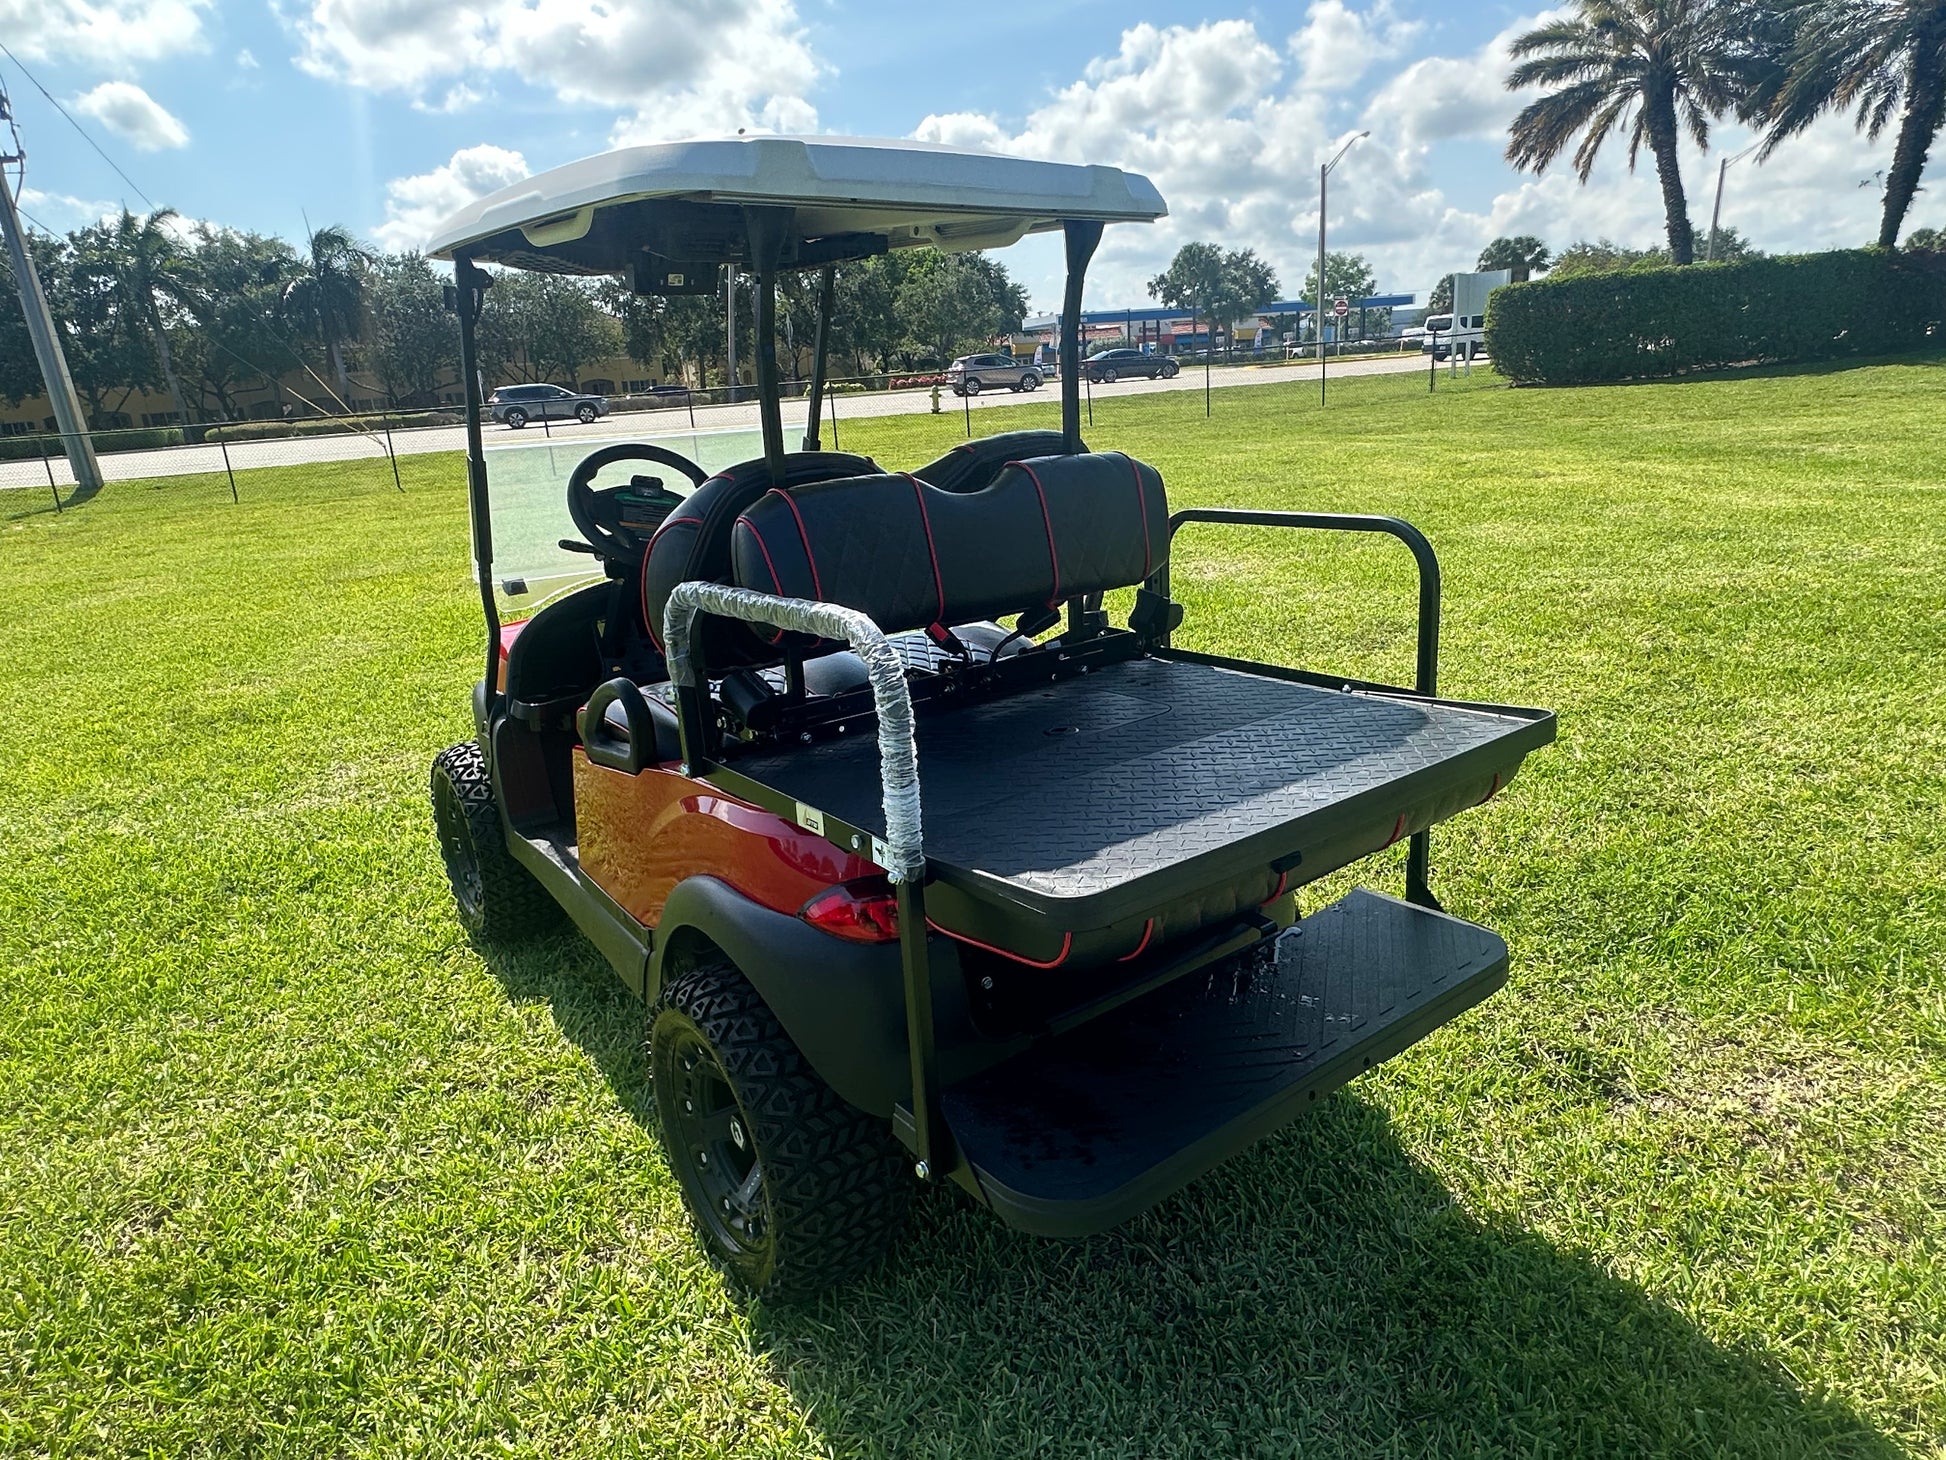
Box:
928 888 1507 1237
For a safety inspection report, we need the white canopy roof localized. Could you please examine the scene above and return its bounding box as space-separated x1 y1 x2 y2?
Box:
426 135 1166 272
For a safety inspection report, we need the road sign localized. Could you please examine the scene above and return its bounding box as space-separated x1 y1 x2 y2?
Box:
1333 297 1350 318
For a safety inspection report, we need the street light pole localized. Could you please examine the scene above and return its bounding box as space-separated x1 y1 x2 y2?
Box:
1705 143 1759 263
1318 130 1368 407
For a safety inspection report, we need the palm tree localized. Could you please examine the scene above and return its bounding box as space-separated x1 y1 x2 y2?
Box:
282 225 372 401
104 207 194 423
1758 0 1946 248
1504 1 1763 264
1477 235 1555 280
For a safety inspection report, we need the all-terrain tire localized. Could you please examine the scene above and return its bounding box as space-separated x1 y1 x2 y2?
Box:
652 960 911 1298
429 741 561 941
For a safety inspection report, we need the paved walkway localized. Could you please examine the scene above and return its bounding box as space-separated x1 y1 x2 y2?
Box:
4 352 1431 492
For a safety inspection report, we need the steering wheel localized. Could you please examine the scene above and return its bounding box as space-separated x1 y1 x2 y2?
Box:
565 442 710 562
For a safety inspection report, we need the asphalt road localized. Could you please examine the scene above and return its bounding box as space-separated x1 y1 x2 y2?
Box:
4 352 1431 493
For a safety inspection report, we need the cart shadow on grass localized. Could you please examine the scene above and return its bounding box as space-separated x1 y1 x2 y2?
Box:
483 937 1897 1459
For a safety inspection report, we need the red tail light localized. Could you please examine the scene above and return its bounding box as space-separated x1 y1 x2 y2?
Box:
800 880 900 943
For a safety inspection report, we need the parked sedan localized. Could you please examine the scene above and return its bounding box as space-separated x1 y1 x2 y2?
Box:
1085 347 1179 383
946 354 1043 396
488 382 611 428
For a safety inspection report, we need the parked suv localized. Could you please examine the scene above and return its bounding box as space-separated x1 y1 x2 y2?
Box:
1085 347 1178 383
946 354 1042 396
489 383 611 428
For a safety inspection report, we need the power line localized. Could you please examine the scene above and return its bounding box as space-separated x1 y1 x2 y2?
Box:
0 41 157 211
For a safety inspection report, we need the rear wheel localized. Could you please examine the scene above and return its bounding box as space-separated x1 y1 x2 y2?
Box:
652 961 911 1298
962 377 982 396
576 402 598 423
430 741 560 941
505 407 528 429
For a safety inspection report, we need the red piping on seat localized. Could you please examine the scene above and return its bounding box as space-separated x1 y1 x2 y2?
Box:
638 507 703 651
1476 771 1502 806
770 489 825 601
1118 918 1156 962
1016 460 1062 608
1383 813 1407 848
926 917 1073 969
734 517 787 643
903 473 947 622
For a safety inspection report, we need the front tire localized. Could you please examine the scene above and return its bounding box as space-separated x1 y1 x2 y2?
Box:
1160 360 1179 379
576 403 598 423
652 961 911 1298
1099 367 1117 384
504 407 528 429
1020 372 1040 391
430 741 560 941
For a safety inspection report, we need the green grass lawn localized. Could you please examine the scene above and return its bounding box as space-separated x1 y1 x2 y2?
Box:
3 359 1943 1457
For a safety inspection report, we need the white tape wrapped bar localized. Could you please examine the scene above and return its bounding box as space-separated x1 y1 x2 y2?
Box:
663 582 924 881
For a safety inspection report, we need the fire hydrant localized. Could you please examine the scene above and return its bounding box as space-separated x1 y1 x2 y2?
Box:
930 381 942 414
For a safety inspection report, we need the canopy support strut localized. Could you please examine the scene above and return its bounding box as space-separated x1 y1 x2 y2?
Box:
1060 220 1103 455
802 265 836 451
743 206 793 486
454 255 500 704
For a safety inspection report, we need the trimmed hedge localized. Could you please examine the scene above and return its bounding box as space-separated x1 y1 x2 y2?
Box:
0 426 184 462
1485 248 1946 386
204 411 460 443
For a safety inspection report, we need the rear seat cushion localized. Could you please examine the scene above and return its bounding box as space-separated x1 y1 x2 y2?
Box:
912 429 1074 494
638 451 874 665
731 452 1166 638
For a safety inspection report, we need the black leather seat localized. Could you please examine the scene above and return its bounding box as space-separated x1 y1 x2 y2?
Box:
638 452 874 664
912 430 1075 495
730 452 1167 637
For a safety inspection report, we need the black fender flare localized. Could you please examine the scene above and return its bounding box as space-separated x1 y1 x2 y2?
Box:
648 876 991 1117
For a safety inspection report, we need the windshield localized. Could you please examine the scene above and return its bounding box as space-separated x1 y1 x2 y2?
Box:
476 424 764 621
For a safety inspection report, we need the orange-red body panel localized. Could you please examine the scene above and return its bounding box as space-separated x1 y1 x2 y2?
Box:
573 749 879 926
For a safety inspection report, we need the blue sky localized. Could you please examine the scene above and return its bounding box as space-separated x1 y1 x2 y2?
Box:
4 1 1909 311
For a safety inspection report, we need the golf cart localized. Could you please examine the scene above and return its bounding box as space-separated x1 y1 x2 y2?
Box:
426 136 1555 1297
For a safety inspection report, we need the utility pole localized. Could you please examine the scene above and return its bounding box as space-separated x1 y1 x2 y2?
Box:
1705 143 1759 264
1317 130 1368 407
0 86 102 496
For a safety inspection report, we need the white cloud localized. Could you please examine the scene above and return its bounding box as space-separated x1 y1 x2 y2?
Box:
374 143 530 252
236 48 259 69
72 80 190 151
292 0 820 142
909 3 1902 311
17 187 117 232
0 0 212 70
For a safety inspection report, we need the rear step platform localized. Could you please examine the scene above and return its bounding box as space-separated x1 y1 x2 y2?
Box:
934 888 1507 1236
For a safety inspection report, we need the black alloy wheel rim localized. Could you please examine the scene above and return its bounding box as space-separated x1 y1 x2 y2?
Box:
431 774 484 921
663 1027 767 1258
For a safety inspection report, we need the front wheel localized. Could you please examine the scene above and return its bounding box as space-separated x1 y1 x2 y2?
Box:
576 403 598 423
504 407 528 429
652 961 911 1298
1019 372 1040 392
1159 360 1179 379
430 741 560 941
1099 367 1117 384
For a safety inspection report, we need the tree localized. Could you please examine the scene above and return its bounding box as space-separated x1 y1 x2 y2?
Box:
1477 235 1553 279
895 252 1026 366
1149 242 1277 356
175 225 302 419
1301 251 1376 343
365 252 455 406
90 208 196 421
1505 0 1767 265
1758 0 1946 249
282 224 372 402
477 272 622 388
598 277 721 385
1550 237 1673 276
1906 224 1946 249
1429 273 1455 312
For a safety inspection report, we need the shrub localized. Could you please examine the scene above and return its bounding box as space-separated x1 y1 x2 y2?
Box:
205 412 458 443
0 427 187 461
1485 248 1946 386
